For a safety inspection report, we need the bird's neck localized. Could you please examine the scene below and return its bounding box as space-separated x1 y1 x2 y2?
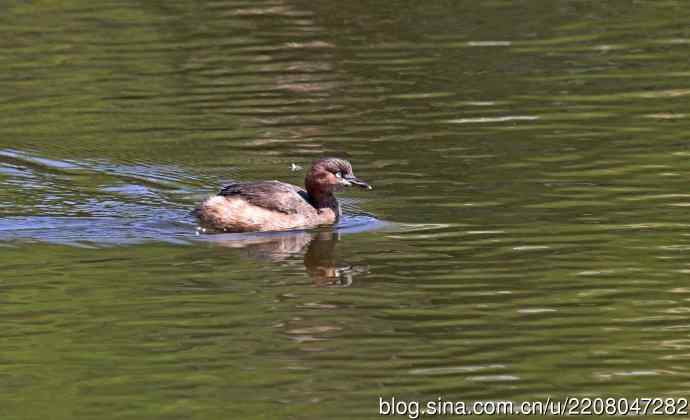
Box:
308 190 338 211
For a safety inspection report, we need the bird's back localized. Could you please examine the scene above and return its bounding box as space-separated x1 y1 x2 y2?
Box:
195 181 327 232
218 181 313 214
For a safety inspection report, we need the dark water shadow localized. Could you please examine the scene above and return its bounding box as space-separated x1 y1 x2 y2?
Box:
198 216 385 285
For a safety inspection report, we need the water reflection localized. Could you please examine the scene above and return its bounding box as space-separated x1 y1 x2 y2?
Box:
203 228 368 286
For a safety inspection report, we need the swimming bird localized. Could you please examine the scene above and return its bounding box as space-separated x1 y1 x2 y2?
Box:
195 157 372 232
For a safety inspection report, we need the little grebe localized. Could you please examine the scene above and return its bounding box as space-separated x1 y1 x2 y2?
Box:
194 157 372 232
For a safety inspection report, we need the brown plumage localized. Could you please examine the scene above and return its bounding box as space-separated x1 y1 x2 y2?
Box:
195 157 372 232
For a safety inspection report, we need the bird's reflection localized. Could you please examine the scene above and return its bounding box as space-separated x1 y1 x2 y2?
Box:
303 231 368 286
203 228 368 286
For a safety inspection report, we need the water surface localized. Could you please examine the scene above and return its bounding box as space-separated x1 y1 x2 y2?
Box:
2 1 690 419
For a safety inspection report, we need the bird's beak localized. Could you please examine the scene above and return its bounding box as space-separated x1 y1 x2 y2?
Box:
344 174 373 190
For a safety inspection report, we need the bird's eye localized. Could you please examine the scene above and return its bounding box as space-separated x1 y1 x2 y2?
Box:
335 171 342 178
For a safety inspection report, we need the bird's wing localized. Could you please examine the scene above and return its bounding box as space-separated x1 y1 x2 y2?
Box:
218 181 311 214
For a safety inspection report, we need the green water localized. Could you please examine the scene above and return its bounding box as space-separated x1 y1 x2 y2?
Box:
2 1 690 418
